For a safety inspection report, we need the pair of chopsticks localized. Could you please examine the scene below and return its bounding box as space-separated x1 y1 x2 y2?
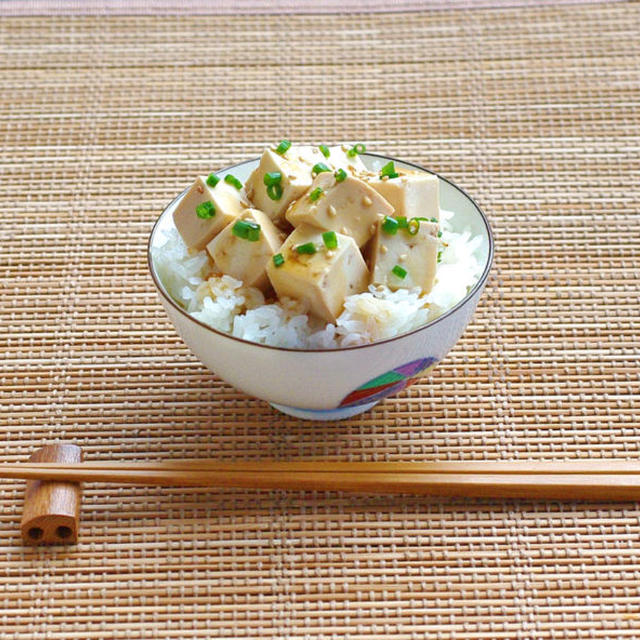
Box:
3 460 640 500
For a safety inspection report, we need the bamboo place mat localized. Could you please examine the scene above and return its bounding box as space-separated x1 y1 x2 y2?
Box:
1 0 619 15
1 3 639 638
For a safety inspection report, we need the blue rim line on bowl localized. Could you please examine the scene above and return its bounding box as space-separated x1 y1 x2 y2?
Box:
147 153 495 354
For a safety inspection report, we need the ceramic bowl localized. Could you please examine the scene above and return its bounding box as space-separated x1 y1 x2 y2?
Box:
148 154 494 420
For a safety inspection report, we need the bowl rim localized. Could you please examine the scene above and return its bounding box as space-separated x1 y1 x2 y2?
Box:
147 152 495 353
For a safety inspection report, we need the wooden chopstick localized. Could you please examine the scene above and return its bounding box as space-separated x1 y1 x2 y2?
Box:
3 461 640 500
8 460 640 474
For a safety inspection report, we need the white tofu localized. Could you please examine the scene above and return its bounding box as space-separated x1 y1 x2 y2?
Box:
370 172 440 221
173 176 248 250
206 209 284 292
266 224 369 323
285 172 393 248
294 144 365 174
327 145 367 174
293 145 329 169
369 218 439 294
244 148 317 224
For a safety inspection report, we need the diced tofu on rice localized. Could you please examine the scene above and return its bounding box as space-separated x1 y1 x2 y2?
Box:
326 145 368 174
206 208 285 293
244 147 319 223
285 172 393 248
369 172 439 222
173 176 248 250
153 142 485 349
369 217 439 294
266 224 369 323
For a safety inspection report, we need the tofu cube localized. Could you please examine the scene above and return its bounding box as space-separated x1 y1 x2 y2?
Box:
285 173 393 248
173 176 248 250
206 209 284 292
369 172 440 221
266 224 369 323
293 144 364 174
370 218 439 294
245 148 316 223
327 145 367 174
293 145 330 168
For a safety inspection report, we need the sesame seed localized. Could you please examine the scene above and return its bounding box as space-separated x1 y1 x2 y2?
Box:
289 174 297 181
328 205 337 217
197 185 204 194
340 226 349 235
362 196 372 207
398 253 407 262
380 245 388 254
381 175 389 181
309 205 318 215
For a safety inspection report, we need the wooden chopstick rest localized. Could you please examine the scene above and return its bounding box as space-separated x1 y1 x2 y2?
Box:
20 443 83 546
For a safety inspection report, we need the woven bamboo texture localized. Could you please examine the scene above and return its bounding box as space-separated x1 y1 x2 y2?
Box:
1 3 639 638
0 0 620 15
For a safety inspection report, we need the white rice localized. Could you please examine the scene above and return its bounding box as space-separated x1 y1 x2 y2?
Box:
152 208 484 349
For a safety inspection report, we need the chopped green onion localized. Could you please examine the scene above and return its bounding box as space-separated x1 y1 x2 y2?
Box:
319 144 330 158
431 217 438 222
380 161 399 180
206 173 220 188
322 230 338 250
381 215 399 235
232 219 261 242
195 201 216 219
312 162 331 175
263 171 282 186
224 174 243 190
272 253 285 267
275 139 291 155
296 242 317 255
437 250 443 263
334 168 347 183
407 218 420 235
437 230 443 237
396 216 408 229
391 264 407 279
267 183 283 201
309 187 324 202
347 143 366 158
